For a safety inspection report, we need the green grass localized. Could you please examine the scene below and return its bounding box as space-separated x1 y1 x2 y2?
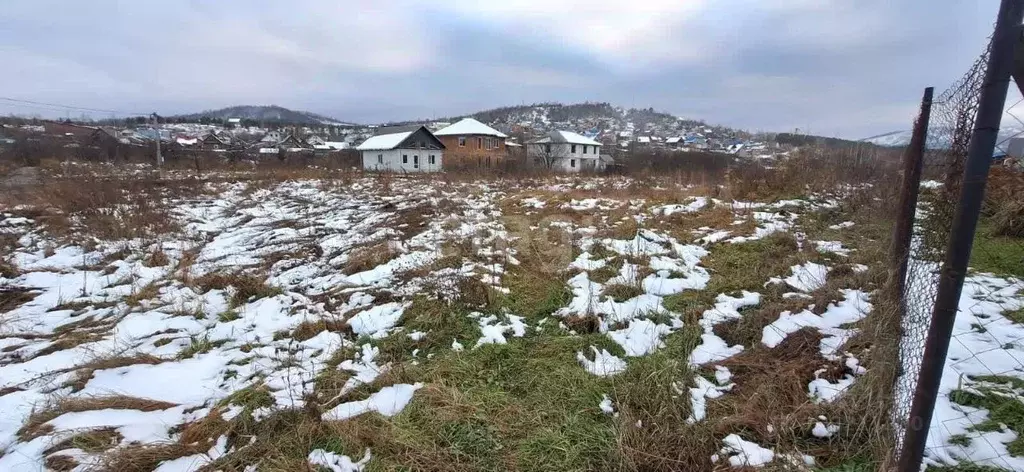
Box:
373 296 481 363
501 274 572 321
970 224 1024 278
927 464 1012 472
948 434 972 447
701 232 803 295
949 381 1024 456
971 375 1024 390
816 456 874 472
177 335 225 359
356 337 621 471
1005 308 1024 325
311 330 705 471
222 384 275 410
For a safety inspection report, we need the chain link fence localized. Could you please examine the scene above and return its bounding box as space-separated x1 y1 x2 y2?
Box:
892 7 1024 469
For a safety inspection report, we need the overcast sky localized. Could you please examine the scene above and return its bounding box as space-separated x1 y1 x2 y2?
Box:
0 0 1002 138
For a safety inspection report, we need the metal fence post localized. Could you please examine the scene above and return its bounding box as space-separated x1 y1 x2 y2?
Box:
890 87 934 301
897 1 1024 470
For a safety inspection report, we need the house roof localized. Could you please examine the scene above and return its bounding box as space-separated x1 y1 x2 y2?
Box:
434 118 507 138
357 125 444 151
530 130 602 146
356 131 414 150
375 125 422 135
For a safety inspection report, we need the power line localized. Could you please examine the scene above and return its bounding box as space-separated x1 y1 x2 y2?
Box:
0 96 148 116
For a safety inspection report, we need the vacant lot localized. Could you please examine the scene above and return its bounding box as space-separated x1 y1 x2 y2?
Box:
0 164 1021 471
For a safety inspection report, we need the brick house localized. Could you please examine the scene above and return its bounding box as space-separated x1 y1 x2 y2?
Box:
434 118 508 169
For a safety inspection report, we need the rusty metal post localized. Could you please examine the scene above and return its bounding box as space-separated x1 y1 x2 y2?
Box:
898 1 1024 470
890 87 934 301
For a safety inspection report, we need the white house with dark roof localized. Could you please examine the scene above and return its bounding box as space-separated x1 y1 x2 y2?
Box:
527 130 604 172
356 125 444 172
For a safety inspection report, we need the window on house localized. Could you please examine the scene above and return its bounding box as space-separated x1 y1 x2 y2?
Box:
478 137 483 148
571 144 577 153
403 155 408 164
413 155 419 169
429 155 435 165
458 137 466 147
583 145 588 154
570 159 576 168
377 154 383 164
545 144 551 153
486 156 491 167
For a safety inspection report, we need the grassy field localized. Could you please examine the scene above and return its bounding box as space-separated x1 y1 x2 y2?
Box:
0 160 1021 471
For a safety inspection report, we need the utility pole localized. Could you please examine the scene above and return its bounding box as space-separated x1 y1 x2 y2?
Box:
151 112 163 170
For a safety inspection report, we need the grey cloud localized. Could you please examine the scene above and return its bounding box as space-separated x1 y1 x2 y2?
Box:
0 0 1004 138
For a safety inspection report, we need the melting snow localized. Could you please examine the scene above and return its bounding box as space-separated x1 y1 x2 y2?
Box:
577 346 627 377
308 448 372 472
784 262 829 292
716 434 775 467
322 383 423 421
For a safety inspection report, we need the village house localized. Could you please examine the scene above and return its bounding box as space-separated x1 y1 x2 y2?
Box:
260 130 284 143
527 130 604 172
276 134 310 152
305 135 326 147
433 118 507 169
201 132 230 151
356 125 444 172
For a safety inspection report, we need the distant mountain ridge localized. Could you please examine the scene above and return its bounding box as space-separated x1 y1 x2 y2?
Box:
172 105 353 126
433 102 709 130
861 125 1024 148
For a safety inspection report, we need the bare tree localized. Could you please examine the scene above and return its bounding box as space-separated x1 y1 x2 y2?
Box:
528 140 567 169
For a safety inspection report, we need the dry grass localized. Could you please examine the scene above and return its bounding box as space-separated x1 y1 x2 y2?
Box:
292 318 350 342
0 258 18 279
342 242 399 275
124 282 160 307
0 286 35 313
392 204 434 239
66 353 164 392
97 442 202 472
33 331 106 358
143 247 170 268
44 454 79 471
194 272 282 307
603 284 645 303
715 330 837 432
0 154 909 471
43 427 124 455
174 248 200 286
13 177 189 242
93 407 234 472
985 167 1024 237
19 395 178 441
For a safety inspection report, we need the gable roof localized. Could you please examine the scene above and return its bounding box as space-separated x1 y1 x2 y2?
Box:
356 131 414 151
375 125 422 135
202 133 227 144
357 125 445 151
529 130 602 146
434 118 507 138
